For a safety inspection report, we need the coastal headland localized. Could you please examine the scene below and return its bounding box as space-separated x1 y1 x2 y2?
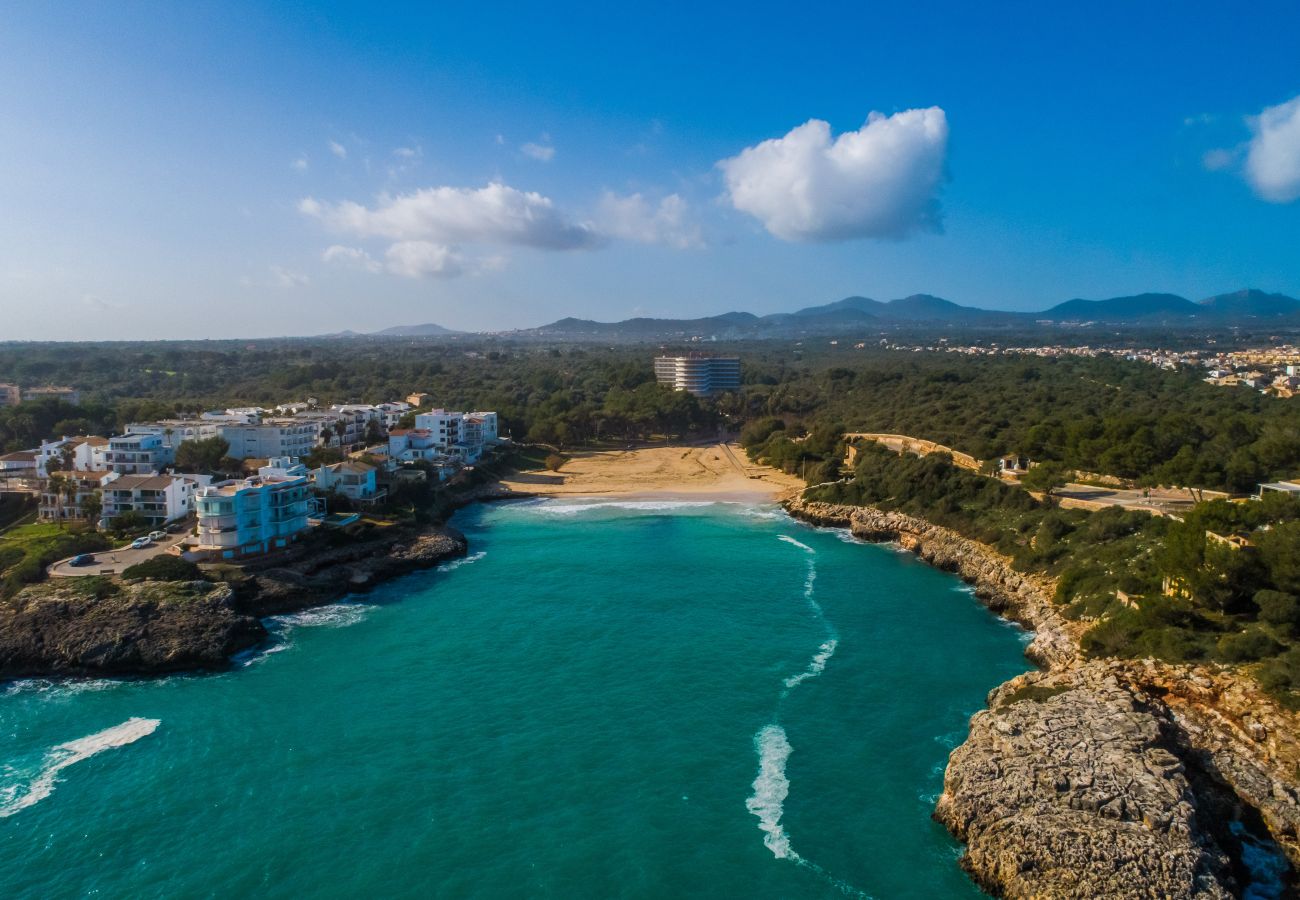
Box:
786 499 1300 898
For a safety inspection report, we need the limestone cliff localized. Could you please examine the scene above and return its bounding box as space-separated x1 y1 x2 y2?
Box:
785 498 1300 898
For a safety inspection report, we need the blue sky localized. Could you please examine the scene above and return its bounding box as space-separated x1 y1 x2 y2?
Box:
2 1 1298 339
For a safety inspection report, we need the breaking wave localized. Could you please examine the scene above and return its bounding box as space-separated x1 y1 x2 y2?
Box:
528 500 719 516
439 551 487 572
0 718 160 818
270 602 373 630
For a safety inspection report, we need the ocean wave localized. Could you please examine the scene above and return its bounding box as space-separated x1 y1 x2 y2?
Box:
0 718 159 818
2 678 121 698
269 602 373 630
745 724 798 861
527 500 720 516
438 550 486 572
777 534 815 554
783 639 839 691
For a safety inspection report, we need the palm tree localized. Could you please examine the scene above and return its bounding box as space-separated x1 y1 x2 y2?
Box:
333 419 348 450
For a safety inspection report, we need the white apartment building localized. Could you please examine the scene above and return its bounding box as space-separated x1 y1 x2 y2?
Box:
99 473 196 528
39 470 116 522
194 458 310 559
219 419 321 460
105 432 175 475
413 410 464 449
467 412 499 442
126 420 222 447
653 354 741 396
35 435 109 476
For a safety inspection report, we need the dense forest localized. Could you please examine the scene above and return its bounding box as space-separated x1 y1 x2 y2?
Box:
1 337 1298 491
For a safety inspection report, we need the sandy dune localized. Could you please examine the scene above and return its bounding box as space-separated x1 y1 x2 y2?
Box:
499 442 805 502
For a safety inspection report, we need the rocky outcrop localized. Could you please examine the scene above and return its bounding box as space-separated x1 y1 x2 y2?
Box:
785 497 1300 897
786 500 1077 667
0 580 266 677
938 666 1236 899
238 526 468 617
0 524 469 679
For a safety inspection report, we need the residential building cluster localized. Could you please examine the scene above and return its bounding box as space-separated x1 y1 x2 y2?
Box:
0 394 504 560
0 383 81 407
878 341 1300 397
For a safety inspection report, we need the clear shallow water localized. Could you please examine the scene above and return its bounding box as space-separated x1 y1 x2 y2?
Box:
0 500 1030 898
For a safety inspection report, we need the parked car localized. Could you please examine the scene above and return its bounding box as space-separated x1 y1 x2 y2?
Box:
69 554 96 567
148 530 167 542
130 537 153 550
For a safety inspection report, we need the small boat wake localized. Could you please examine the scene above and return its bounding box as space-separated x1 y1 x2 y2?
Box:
0 717 160 818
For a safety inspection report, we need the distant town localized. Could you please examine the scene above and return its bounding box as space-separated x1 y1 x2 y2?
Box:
869 342 1300 397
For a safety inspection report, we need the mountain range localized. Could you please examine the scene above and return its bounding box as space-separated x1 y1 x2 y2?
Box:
359 288 1300 341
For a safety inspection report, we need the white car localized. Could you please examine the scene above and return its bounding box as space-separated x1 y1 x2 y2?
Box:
130 537 153 550
148 530 167 542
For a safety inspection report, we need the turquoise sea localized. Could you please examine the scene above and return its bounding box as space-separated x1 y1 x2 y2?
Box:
0 499 1033 899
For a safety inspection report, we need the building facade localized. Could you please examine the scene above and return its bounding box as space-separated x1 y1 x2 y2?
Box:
653 355 741 396
106 432 175 475
194 458 310 558
219 419 321 460
99 474 195 528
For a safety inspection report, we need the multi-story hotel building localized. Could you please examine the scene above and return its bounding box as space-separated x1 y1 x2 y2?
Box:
653 354 742 396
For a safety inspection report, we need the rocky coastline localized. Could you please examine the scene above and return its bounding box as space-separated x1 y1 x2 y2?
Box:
785 498 1300 898
0 484 533 680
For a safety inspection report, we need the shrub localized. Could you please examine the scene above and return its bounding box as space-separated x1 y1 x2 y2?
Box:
1256 590 1300 632
1216 628 1283 663
544 453 567 472
122 555 202 582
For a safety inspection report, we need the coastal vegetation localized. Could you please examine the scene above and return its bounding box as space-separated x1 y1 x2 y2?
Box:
799 440 1300 705
3 338 1296 491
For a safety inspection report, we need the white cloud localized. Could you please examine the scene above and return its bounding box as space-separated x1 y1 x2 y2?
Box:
271 266 310 288
718 108 949 242
521 141 555 162
1202 148 1237 172
322 245 382 273
596 192 703 249
291 157 309 172
299 182 599 250
384 241 462 278
1244 94 1300 203
329 140 348 159
393 146 421 159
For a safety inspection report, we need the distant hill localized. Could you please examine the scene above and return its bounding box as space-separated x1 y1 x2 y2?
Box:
1197 289 1300 318
519 288 1300 340
1041 293 1201 322
372 323 459 336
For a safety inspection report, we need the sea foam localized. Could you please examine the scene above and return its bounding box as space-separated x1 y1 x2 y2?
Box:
777 534 815 554
438 550 486 572
784 639 839 691
270 602 373 630
529 500 719 516
745 724 798 860
0 717 160 818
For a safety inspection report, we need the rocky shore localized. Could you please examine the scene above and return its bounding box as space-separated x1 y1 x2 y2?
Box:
0 523 471 680
786 498 1300 898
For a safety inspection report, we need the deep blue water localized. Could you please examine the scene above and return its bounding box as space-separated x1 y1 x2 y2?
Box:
0 499 1031 898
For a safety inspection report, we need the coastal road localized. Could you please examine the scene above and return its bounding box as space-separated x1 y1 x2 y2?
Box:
48 531 190 578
